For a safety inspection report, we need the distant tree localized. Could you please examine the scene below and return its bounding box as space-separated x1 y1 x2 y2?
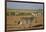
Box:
7 12 9 16
10 12 15 16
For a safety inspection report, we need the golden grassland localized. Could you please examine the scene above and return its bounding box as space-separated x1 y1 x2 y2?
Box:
7 16 44 30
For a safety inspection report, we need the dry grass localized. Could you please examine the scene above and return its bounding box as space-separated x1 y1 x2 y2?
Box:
7 16 44 30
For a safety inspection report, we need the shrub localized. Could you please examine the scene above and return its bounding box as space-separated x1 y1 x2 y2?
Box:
10 12 15 16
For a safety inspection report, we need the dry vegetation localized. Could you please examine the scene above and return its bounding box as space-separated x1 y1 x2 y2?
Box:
7 16 43 30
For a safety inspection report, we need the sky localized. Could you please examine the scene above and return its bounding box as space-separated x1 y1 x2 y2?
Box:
7 2 43 9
